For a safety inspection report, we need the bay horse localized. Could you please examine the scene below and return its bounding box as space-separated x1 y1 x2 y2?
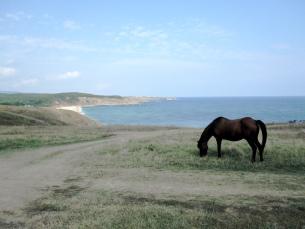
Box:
197 117 267 162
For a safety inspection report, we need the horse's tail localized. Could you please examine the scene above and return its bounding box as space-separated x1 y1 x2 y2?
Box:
256 120 267 153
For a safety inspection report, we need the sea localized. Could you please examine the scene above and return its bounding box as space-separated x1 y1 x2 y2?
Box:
83 97 305 128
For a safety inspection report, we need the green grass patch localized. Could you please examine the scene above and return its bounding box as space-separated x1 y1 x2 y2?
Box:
0 126 113 153
96 129 305 174
24 190 305 229
0 92 121 107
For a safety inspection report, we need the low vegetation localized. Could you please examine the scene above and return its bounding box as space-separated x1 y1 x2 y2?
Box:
96 125 305 174
22 189 305 229
0 126 112 153
0 92 121 107
0 105 107 152
0 105 100 126
0 122 304 228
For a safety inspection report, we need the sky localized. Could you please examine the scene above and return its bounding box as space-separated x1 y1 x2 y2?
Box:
0 0 305 96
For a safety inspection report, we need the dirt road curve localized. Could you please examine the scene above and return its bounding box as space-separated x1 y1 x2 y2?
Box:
0 130 169 211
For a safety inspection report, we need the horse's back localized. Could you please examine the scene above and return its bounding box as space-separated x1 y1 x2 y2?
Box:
240 117 257 127
212 117 258 141
212 117 241 140
240 117 259 138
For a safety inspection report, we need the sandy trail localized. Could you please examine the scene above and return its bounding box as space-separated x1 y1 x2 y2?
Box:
0 129 304 212
0 130 172 211
0 140 106 211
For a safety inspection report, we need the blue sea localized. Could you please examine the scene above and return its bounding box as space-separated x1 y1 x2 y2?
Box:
83 97 305 128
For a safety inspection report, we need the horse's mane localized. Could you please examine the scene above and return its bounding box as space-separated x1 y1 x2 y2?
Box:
198 117 226 144
198 122 214 144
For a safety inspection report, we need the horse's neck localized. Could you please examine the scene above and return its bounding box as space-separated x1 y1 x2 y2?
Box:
199 125 213 143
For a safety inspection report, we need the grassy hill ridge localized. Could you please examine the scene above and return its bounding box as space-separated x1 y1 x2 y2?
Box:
0 105 100 127
0 92 122 107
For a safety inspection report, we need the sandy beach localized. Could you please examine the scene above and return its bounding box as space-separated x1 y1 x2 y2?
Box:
56 106 84 115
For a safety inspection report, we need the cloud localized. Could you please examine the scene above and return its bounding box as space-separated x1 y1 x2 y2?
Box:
0 67 16 77
272 43 291 50
19 78 38 85
22 37 95 52
0 35 17 42
14 78 39 87
3 11 32 21
109 19 235 60
111 25 170 57
63 20 81 30
115 26 168 44
57 71 81 79
0 35 95 52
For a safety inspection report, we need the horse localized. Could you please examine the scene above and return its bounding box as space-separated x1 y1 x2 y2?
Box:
197 117 267 162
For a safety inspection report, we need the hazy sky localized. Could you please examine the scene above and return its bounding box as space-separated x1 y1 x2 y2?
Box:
0 0 305 96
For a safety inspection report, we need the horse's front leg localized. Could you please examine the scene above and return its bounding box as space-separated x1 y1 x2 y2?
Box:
216 138 222 158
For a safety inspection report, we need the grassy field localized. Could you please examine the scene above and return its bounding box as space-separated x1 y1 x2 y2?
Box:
0 125 112 153
0 123 304 228
0 105 103 152
0 105 100 126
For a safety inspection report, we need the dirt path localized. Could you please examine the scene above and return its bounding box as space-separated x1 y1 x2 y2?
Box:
0 129 176 211
1 129 304 212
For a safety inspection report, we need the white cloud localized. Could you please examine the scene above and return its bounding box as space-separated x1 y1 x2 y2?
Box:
115 26 168 43
112 25 170 57
0 35 95 52
4 11 32 21
0 67 16 77
20 78 38 85
57 71 81 79
14 78 39 87
22 37 95 52
109 19 235 60
0 35 17 42
63 20 81 30
272 43 291 50
110 58 206 70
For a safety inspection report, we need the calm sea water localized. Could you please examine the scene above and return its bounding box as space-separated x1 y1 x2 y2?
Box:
83 97 305 128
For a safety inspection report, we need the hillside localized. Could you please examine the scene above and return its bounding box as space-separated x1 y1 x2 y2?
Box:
0 105 100 127
0 92 157 107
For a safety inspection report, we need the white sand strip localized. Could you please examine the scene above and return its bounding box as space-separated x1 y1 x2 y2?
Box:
56 106 84 115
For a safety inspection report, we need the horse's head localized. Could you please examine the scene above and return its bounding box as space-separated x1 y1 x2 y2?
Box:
197 141 208 157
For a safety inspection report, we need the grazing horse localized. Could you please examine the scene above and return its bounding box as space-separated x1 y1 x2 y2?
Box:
197 117 267 162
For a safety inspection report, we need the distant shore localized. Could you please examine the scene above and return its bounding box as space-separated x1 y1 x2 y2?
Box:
56 96 175 115
56 106 85 115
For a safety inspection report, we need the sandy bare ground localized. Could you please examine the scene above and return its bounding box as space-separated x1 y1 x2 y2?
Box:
0 129 172 211
0 129 304 212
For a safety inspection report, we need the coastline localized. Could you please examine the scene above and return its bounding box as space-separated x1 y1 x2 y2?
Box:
55 97 305 128
56 106 84 115
55 96 173 115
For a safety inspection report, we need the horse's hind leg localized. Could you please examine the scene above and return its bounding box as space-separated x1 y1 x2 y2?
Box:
247 139 257 163
254 138 264 162
216 138 222 158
